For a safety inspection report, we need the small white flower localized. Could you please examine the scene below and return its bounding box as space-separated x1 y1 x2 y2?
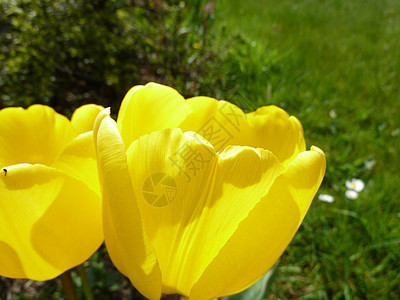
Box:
345 190 359 200
329 109 337 119
318 194 334 203
345 178 365 192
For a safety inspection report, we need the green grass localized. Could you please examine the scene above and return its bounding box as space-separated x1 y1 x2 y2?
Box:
215 0 400 298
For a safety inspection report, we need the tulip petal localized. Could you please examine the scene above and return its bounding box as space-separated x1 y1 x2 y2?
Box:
126 128 284 296
0 164 102 280
116 83 192 149
52 132 100 196
245 106 306 166
178 99 305 166
71 104 104 134
95 111 162 300
179 97 252 153
0 105 76 167
190 147 326 299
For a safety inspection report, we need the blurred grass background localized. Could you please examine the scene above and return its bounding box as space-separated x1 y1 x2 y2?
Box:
1 0 400 299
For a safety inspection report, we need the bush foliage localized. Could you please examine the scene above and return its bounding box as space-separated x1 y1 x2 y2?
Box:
0 0 223 114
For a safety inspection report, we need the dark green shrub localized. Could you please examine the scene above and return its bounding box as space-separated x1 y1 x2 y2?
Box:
0 0 219 114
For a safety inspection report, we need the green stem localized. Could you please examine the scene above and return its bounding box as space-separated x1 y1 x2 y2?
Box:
77 264 95 300
60 270 78 300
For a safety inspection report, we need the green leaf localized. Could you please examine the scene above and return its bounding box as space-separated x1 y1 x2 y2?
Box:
224 260 280 300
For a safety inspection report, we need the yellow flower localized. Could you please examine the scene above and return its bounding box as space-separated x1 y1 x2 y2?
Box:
0 104 104 280
94 83 326 300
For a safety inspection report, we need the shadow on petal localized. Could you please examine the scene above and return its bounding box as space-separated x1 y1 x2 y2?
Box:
218 146 274 188
190 175 302 299
31 176 102 277
0 240 26 279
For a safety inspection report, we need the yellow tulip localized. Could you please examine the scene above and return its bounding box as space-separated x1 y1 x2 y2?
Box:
0 104 104 280
94 83 326 300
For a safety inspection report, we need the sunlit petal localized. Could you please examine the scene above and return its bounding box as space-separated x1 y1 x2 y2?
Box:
95 110 162 300
52 132 100 196
126 128 284 296
179 100 305 166
245 106 306 166
0 105 76 167
190 147 326 299
71 104 104 134
116 83 192 149
0 164 102 280
179 97 251 153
